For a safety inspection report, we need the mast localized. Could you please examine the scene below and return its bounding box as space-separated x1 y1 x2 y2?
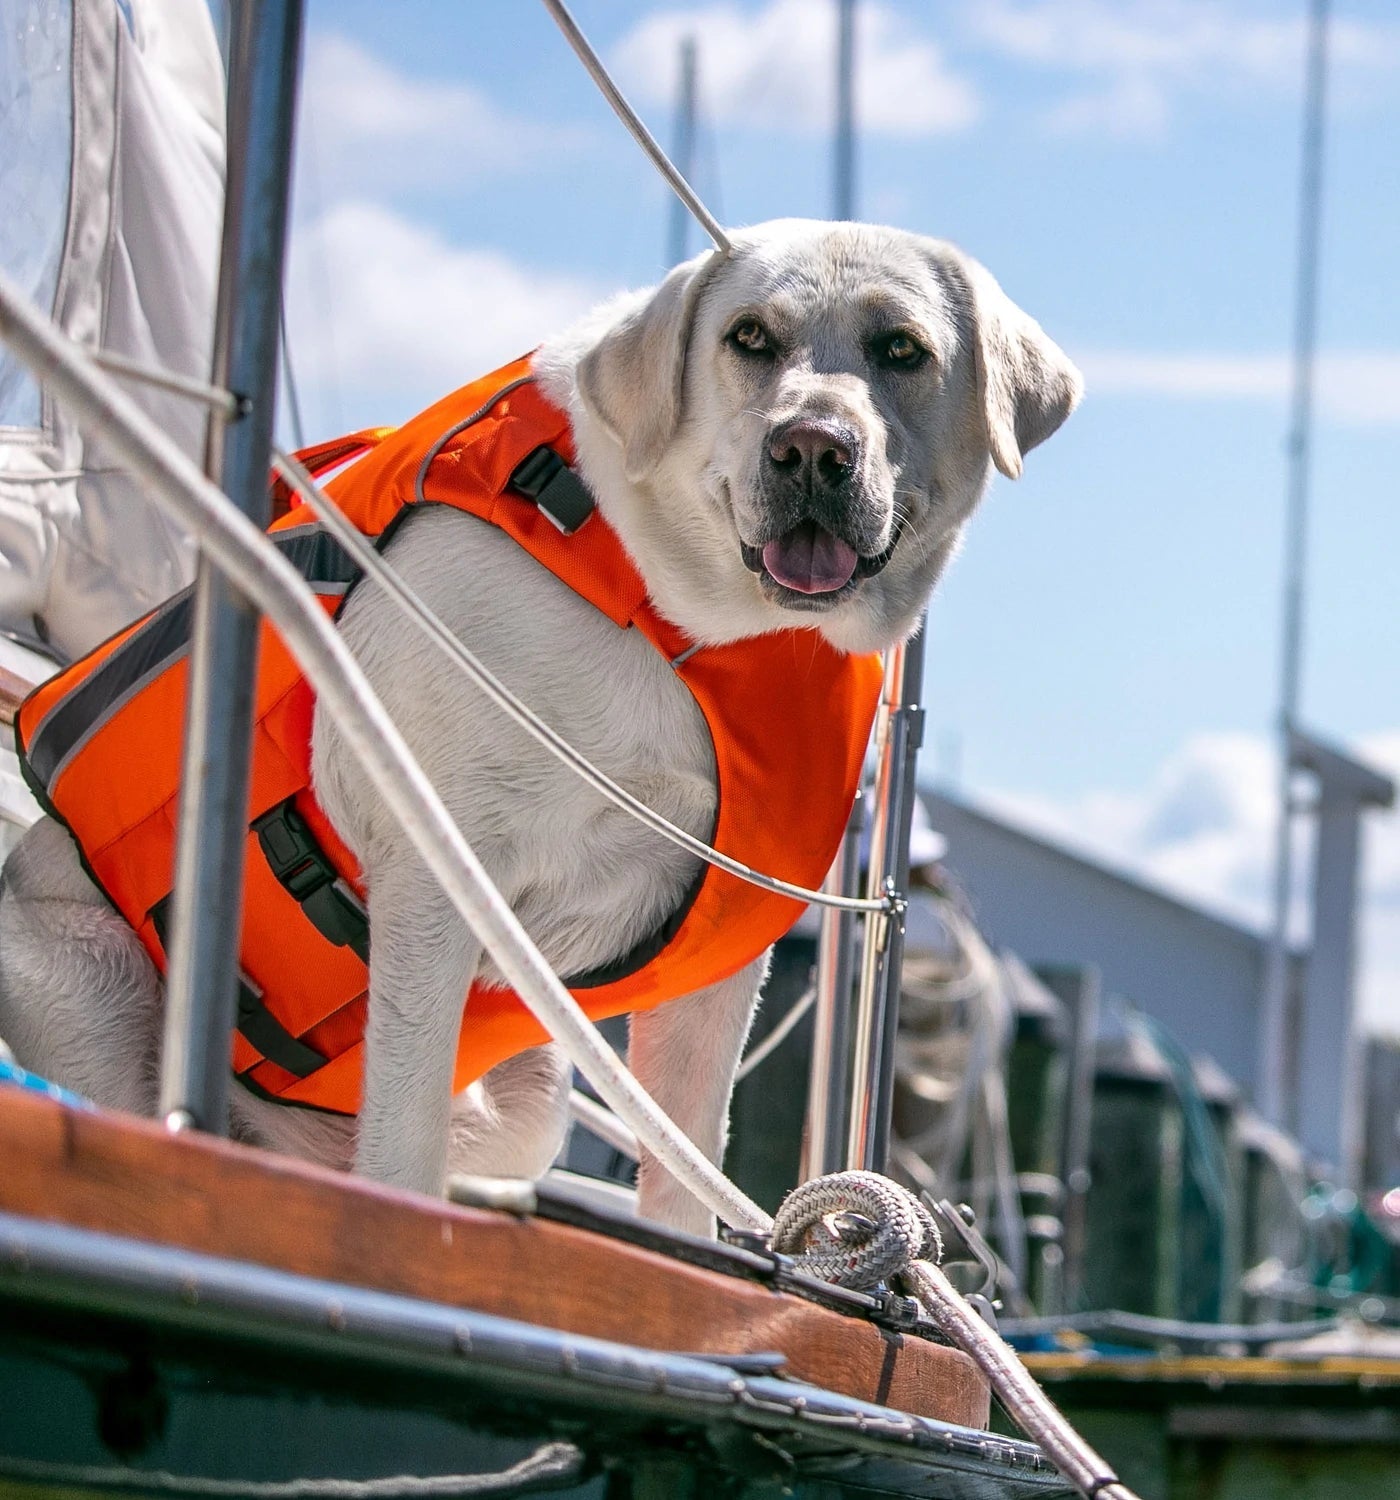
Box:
1258 0 1329 1131
833 0 856 220
159 0 305 1134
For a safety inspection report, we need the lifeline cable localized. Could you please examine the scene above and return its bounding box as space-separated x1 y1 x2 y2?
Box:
5 259 1148 1500
569 976 819 1162
271 447 891 918
0 267 770 1236
55 350 888 918
90 347 243 418
539 0 731 257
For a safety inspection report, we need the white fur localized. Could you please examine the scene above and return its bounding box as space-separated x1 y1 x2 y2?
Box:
0 221 1080 1232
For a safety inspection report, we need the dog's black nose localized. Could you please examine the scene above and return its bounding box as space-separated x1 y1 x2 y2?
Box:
766 418 857 489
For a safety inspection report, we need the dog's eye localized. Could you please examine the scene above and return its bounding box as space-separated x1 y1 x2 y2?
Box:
729 319 772 355
874 331 928 370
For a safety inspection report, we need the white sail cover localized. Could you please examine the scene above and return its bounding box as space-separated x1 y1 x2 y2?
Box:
0 0 225 663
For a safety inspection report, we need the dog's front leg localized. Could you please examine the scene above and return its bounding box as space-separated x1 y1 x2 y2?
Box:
627 954 768 1237
358 861 479 1197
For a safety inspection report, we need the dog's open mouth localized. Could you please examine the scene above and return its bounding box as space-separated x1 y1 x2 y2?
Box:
741 518 903 603
757 521 859 595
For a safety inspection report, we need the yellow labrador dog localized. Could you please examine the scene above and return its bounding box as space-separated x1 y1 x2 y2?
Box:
0 221 1079 1234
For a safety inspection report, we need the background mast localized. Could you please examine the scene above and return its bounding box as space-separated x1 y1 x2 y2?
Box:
1258 0 1330 1130
667 36 699 266
834 0 856 220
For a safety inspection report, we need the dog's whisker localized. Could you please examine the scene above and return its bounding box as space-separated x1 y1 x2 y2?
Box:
888 495 929 552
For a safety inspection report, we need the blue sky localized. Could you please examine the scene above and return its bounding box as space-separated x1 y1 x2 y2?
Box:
285 0 1400 1028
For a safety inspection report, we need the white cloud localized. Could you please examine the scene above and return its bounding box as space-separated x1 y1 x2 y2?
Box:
613 0 979 137
281 35 606 434
973 0 1302 80
283 201 607 432
295 32 585 203
968 0 1400 136
1076 350 1400 428
1313 356 1400 427
1042 75 1170 139
980 729 1400 1031
1078 351 1288 402
986 733 1278 923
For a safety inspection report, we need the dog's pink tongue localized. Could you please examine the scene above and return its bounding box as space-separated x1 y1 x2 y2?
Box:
761 522 859 594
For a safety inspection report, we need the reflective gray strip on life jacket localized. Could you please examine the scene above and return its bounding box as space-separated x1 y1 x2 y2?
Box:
19 525 362 791
412 374 596 535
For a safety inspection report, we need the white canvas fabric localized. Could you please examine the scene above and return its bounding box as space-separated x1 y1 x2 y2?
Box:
0 0 224 664
0 632 58 856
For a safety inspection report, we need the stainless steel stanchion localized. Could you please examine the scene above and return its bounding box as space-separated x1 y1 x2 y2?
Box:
845 623 926 1172
159 0 304 1133
801 791 865 1182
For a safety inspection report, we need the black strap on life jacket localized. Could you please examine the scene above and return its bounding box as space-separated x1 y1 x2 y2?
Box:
148 895 326 1080
252 799 370 963
150 794 370 1084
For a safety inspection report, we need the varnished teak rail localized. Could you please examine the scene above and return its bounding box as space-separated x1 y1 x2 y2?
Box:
0 1088 989 1426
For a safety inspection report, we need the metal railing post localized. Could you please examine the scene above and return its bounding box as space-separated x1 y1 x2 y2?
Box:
845 621 926 1172
800 791 865 1182
158 0 304 1133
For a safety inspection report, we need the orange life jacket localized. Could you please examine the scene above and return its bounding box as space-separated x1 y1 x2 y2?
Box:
15 357 883 1115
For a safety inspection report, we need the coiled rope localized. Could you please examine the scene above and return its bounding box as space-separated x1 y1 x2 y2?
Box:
774 1173 1142 1500
772 1170 942 1288
5 14 1137 1476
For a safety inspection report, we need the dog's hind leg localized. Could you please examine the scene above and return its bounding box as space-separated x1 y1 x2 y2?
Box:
447 1043 571 1181
627 953 769 1237
0 819 161 1116
356 857 482 1197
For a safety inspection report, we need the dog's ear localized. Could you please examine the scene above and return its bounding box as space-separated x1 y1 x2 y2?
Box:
576 250 720 480
962 259 1082 481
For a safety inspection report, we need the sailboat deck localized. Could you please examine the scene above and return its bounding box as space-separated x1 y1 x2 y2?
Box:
0 1085 1077 1498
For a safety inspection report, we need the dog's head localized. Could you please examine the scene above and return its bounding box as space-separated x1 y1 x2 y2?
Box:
546 219 1081 655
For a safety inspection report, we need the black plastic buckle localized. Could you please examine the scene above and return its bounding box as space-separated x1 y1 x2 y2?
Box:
509 446 595 535
253 800 370 962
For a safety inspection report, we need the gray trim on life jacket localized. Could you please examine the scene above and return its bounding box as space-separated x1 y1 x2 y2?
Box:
19 525 362 790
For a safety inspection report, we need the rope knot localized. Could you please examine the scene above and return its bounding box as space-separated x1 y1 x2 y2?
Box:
770 1171 942 1291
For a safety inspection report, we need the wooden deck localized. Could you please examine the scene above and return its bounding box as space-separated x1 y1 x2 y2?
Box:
0 1086 990 1428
